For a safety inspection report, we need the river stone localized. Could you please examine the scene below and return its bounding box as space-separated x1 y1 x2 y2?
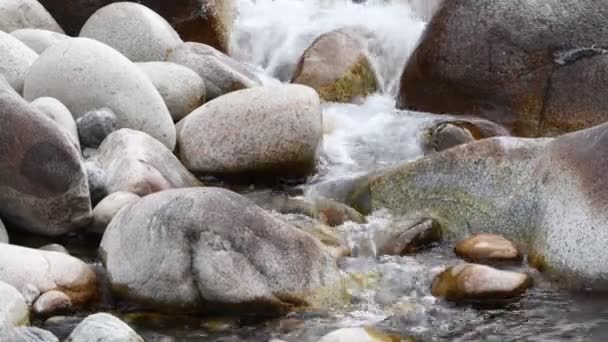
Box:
80 2 182 62
31 97 80 150
20 284 40 306
178 85 322 179
318 327 408 342
32 290 72 316
166 42 261 100
432 263 532 303
455 234 522 264
23 37 176 150
85 161 108 206
76 108 117 148
0 327 59 342
65 313 143 342
0 31 38 94
0 0 63 33
137 62 206 121
398 0 608 137
10 29 69 54
0 218 7 244
0 244 97 305
0 281 29 331
375 218 442 256
292 26 377 103
92 129 201 196
423 117 510 154
39 244 69 254
100 187 342 313
38 0 233 52
0 78 92 236
91 192 141 234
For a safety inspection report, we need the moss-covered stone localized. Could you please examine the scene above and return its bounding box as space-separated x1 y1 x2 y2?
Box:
317 56 378 103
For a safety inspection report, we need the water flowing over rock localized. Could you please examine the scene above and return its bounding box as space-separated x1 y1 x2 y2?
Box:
0 31 38 94
292 26 378 103
23 37 176 150
0 281 29 331
399 0 608 137
65 313 143 342
100 187 343 314
0 78 92 236
92 129 201 196
10 29 69 54
80 2 182 62
0 0 63 33
455 234 522 264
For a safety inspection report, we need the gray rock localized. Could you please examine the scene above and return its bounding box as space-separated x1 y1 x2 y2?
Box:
424 117 510 154
0 31 38 94
0 244 97 306
32 290 72 316
23 37 176 150
137 62 205 121
0 281 29 331
91 192 140 234
0 327 59 342
10 29 69 54
20 284 40 306
0 0 63 33
0 78 92 236
65 313 143 342
100 187 342 313
167 42 261 100
79 2 182 62
85 161 108 205
92 129 201 196
0 217 7 244
31 97 80 150
178 85 322 178
76 108 117 148
375 218 442 256
38 244 68 254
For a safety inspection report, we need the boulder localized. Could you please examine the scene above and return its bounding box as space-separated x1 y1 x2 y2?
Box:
0 244 97 305
32 290 72 316
100 187 342 313
177 85 322 179
455 234 522 264
30 97 80 150
80 2 182 62
292 26 378 103
38 0 233 52
166 42 261 100
0 281 29 330
0 218 8 244
76 108 117 148
92 129 201 196
0 327 59 342
0 31 38 94
0 78 92 236
399 0 608 137
65 313 143 342
10 29 69 54
431 263 532 303
23 37 176 150
91 192 141 233
343 120 608 289
0 0 63 33
137 62 205 121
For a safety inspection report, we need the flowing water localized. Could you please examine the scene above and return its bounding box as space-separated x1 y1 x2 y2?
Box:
28 0 608 340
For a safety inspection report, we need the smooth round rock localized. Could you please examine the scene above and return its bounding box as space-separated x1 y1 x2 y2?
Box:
10 29 69 54
80 2 182 62
39 244 69 254
0 0 63 33
166 42 261 100
0 326 59 342
32 290 72 316
0 31 38 94
20 283 40 306
432 263 532 303
100 187 342 313
178 84 322 178
91 192 141 234
0 218 7 244
92 129 201 196
23 37 176 150
76 108 117 148
318 327 409 342
376 218 443 256
31 97 80 149
455 234 523 264
85 161 108 205
137 62 205 121
65 313 143 342
0 281 29 330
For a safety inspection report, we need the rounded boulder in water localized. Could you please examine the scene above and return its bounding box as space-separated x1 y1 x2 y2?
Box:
23 37 176 150
65 313 143 342
80 2 182 62
0 0 64 33
10 29 69 54
455 234 523 264
0 31 38 94
0 78 92 236
137 62 206 122
100 187 343 314
76 108 118 148
177 84 322 179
